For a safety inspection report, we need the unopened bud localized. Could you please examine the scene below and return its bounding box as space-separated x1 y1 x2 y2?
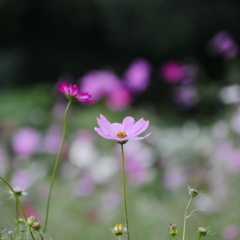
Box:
17 218 25 224
12 187 27 197
169 223 178 237
197 227 207 237
26 216 36 227
112 224 124 236
188 187 199 197
32 222 41 231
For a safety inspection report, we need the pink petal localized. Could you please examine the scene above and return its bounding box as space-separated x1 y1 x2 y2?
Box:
97 115 117 135
122 117 135 131
94 127 114 140
112 123 124 132
130 119 149 135
58 82 69 94
69 84 79 95
82 99 94 103
129 132 151 140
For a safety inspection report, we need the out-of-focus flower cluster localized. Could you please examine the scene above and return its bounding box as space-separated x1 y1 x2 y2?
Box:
80 59 151 111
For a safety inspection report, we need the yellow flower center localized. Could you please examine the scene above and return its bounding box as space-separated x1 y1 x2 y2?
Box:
116 131 127 138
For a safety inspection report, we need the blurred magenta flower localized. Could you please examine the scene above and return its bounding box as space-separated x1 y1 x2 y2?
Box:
107 85 133 111
123 59 151 92
94 114 151 142
80 70 132 110
160 61 186 83
58 82 93 103
208 31 238 59
12 127 41 156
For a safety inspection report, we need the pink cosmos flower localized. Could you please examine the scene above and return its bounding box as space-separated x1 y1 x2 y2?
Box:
58 82 93 103
94 114 151 143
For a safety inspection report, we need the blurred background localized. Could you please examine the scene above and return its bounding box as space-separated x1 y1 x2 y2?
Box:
1 0 240 239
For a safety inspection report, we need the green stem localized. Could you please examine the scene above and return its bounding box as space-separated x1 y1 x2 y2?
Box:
182 196 193 240
40 233 44 240
0 176 36 240
16 198 19 228
120 144 130 240
43 100 72 233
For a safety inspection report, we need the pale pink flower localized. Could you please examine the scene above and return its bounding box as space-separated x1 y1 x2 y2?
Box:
12 128 41 156
123 59 151 92
58 82 93 103
80 70 121 101
94 114 151 142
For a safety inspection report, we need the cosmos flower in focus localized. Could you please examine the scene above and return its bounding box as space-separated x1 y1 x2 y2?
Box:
58 82 93 103
94 114 151 143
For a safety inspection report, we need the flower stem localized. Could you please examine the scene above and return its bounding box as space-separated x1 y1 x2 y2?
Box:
0 176 36 240
16 198 19 228
182 196 193 240
120 144 130 240
43 100 72 233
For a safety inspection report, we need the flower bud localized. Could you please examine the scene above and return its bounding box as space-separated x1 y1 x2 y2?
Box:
26 216 36 227
112 224 124 236
188 186 199 197
17 218 25 224
12 187 27 197
32 222 41 231
197 227 207 237
169 223 178 237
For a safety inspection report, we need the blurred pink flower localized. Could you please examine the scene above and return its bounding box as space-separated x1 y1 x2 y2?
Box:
222 224 240 240
161 61 186 83
123 59 151 92
208 31 238 59
94 114 151 142
80 70 121 101
80 70 134 110
12 128 41 156
58 82 93 103
107 85 133 111
23 204 40 219
120 141 153 185
173 84 198 108
11 170 32 189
